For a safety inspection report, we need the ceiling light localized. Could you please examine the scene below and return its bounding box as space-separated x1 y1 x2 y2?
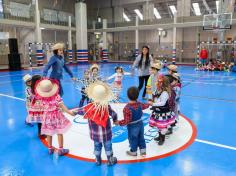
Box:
216 0 219 13
134 9 143 20
169 5 177 15
123 12 131 22
193 3 201 16
154 8 161 19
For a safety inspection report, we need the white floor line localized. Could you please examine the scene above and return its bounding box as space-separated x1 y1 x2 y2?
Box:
182 81 236 86
195 139 236 151
183 73 236 78
0 93 25 101
1 92 236 152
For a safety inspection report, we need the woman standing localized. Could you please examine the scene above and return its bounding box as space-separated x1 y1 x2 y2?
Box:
43 43 76 96
132 46 153 99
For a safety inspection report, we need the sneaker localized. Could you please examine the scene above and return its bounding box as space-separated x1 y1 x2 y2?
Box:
158 134 165 145
140 152 146 156
58 149 69 156
107 156 117 166
48 148 54 155
95 155 102 166
126 150 137 156
38 134 47 139
154 136 160 141
166 128 173 135
25 120 33 127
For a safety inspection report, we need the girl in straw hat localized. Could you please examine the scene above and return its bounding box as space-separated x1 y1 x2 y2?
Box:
83 81 118 166
35 78 75 155
148 75 176 145
43 43 76 96
146 61 162 100
26 75 45 138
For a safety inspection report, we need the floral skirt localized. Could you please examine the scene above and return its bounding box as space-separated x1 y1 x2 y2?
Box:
41 110 71 136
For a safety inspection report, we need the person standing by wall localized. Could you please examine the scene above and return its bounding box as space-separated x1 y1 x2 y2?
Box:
132 46 153 99
199 46 208 66
43 43 76 96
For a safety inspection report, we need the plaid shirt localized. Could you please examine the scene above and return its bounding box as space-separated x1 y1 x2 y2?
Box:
118 102 149 126
88 105 117 142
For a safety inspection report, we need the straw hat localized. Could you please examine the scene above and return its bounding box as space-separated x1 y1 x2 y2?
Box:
151 62 162 70
90 64 99 71
35 79 59 98
52 43 64 51
167 64 178 71
23 74 32 83
85 81 115 105
172 73 180 80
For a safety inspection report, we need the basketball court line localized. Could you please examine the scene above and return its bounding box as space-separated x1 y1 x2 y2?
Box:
0 93 25 101
182 94 236 103
182 80 236 87
182 73 236 78
1 93 235 152
195 139 236 151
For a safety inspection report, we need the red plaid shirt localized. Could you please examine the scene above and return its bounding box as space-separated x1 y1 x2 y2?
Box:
87 105 117 142
118 102 149 126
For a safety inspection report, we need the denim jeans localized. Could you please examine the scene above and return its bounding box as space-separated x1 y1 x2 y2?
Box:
127 121 146 152
56 79 63 96
94 140 113 156
200 59 207 65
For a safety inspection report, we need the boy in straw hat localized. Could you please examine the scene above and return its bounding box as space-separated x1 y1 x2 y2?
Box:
35 78 75 155
83 81 118 166
146 61 162 100
43 43 76 96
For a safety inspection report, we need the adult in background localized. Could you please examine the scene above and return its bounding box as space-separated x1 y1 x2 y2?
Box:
43 43 76 96
132 46 153 99
199 46 208 66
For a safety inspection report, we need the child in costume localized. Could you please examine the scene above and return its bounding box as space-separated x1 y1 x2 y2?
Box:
149 75 176 145
167 64 178 76
78 70 90 108
23 74 33 127
165 73 181 135
83 81 118 166
106 66 132 98
171 73 181 120
89 64 101 82
35 78 75 155
114 87 149 156
146 62 162 100
26 75 45 137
